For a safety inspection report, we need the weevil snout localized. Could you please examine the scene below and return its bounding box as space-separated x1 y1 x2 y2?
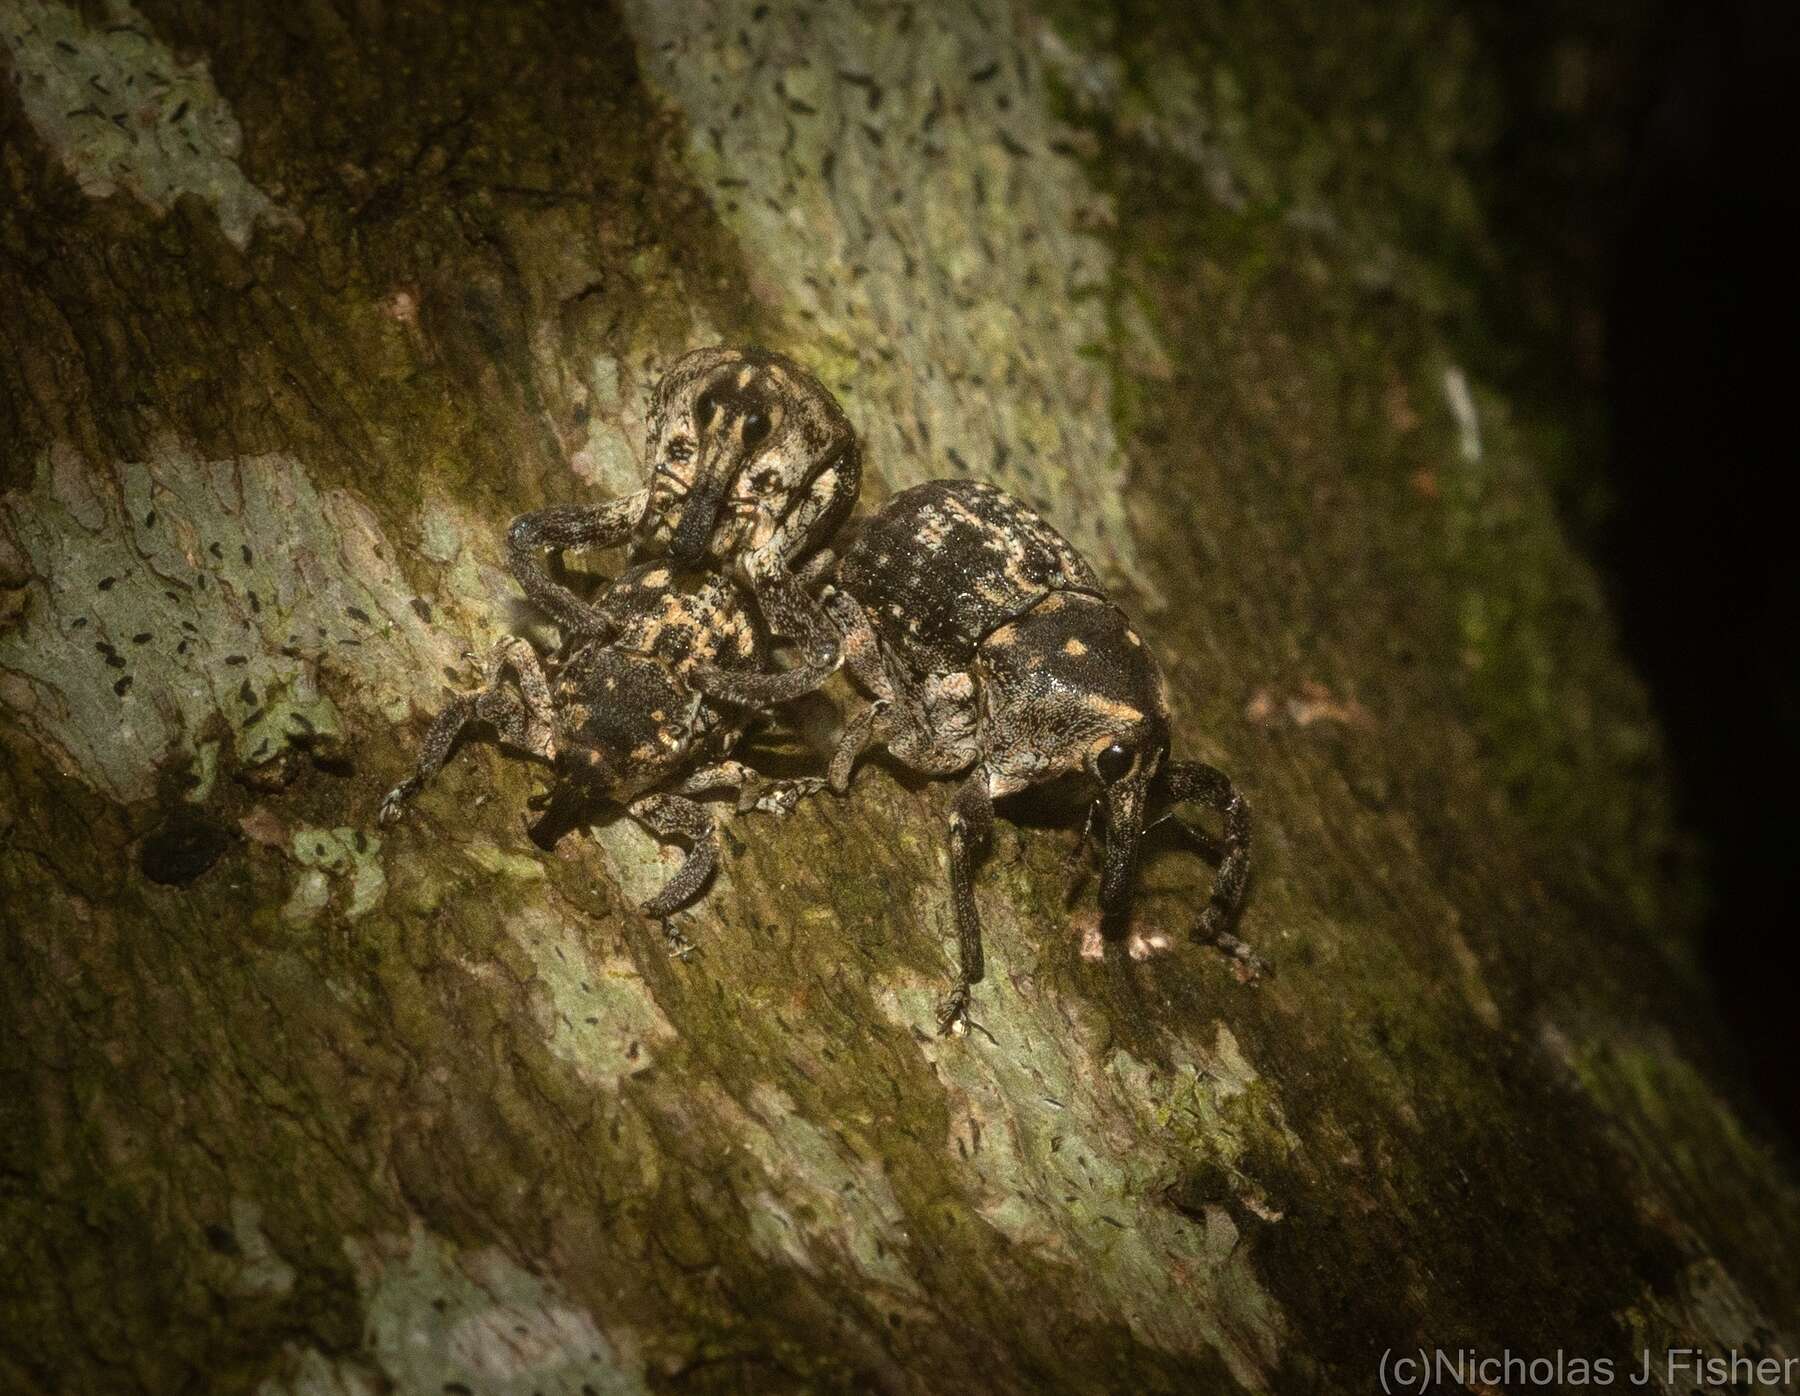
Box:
670 372 781 564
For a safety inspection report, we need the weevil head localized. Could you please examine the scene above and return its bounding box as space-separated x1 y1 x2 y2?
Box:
644 346 852 568
978 592 1171 913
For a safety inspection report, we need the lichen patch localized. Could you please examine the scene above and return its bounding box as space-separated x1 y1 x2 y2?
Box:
283 826 386 924
0 441 472 802
508 901 676 1092
1 0 298 248
619 0 1143 584
699 1080 924 1300
224 1197 298 1299
871 910 1293 1384
344 1222 647 1396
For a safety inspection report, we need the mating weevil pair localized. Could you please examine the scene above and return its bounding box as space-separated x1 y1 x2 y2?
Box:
382 347 1257 1032
381 347 853 923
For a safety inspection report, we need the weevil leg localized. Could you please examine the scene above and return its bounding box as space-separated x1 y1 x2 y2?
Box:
940 768 996 1035
828 701 882 794
827 587 898 792
381 637 552 822
691 562 846 707
885 672 980 780
380 692 485 823
830 591 977 790
1065 799 1100 905
477 635 557 762
675 760 826 816
1161 760 1265 977
506 496 646 635
628 791 720 920
1151 812 1223 861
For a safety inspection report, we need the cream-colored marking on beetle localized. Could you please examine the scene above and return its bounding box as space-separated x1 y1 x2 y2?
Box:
1081 694 1145 724
1063 638 1088 657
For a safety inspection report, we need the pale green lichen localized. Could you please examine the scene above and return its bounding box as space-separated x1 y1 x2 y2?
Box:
343 1222 648 1396
726 1080 923 1299
226 1197 300 1300
1035 22 1245 211
869 895 1292 1388
569 353 647 498
0 441 474 802
256 1346 380 1396
618 0 1145 586
506 899 676 1092
285 827 386 924
0 0 297 248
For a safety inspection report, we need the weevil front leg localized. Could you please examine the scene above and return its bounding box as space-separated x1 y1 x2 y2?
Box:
380 636 556 823
506 496 646 635
940 768 996 1035
1161 759 1264 977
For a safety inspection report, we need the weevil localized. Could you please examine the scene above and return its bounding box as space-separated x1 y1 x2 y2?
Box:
823 479 1256 1032
380 559 821 924
507 346 859 701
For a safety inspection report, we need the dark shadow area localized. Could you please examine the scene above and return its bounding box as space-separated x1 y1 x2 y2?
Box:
1603 0 1800 1143
1466 0 1797 1144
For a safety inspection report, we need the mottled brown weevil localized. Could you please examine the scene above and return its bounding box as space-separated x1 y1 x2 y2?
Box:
823 480 1256 1032
506 346 859 704
380 560 822 928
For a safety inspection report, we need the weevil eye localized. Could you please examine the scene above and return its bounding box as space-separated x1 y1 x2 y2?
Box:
696 390 720 428
1096 742 1134 784
742 410 771 447
666 436 693 463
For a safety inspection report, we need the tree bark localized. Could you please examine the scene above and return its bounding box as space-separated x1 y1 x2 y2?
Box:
2 2 1794 1393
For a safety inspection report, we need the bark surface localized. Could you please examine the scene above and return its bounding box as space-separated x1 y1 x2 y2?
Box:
2 2 1794 1393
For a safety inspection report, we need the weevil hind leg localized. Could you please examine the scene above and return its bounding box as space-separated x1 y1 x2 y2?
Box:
479 635 557 762
676 760 826 816
829 595 977 792
380 693 484 823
